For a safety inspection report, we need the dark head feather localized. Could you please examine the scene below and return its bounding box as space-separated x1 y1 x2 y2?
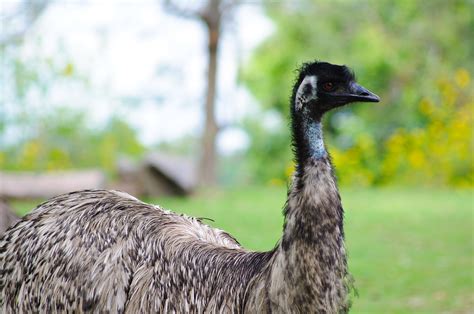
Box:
290 61 355 110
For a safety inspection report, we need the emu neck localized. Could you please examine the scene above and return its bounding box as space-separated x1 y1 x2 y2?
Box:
292 112 327 172
305 120 326 159
265 116 349 312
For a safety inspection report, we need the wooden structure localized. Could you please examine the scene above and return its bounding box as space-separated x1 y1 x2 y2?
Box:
0 170 105 199
114 153 197 197
141 152 197 197
0 153 196 201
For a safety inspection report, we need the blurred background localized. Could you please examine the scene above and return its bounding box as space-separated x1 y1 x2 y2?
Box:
1 0 473 312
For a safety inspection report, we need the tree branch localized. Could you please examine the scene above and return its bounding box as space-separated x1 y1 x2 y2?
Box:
162 0 202 20
0 0 50 47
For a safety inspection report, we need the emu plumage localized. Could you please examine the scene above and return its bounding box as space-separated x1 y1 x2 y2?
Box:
0 61 379 313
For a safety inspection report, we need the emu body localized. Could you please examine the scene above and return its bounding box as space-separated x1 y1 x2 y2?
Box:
0 61 379 313
1 191 271 312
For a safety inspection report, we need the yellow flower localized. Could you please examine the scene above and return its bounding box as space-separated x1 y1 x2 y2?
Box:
63 63 74 76
441 83 457 106
419 98 433 116
408 150 425 168
284 162 295 178
455 68 470 89
268 178 284 186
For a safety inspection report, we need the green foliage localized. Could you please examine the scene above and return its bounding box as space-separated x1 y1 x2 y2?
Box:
331 71 473 186
0 111 145 176
243 119 293 185
379 72 473 186
241 0 474 186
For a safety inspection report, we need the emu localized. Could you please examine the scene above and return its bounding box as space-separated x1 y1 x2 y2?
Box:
0 61 379 313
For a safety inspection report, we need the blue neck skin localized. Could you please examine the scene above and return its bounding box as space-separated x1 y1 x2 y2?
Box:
305 120 326 159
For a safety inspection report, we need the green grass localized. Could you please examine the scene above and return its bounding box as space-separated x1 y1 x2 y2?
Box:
11 187 474 313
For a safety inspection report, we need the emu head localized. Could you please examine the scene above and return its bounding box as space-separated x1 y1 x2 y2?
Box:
292 61 380 120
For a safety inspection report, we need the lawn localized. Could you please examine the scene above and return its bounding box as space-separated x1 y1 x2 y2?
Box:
11 187 474 313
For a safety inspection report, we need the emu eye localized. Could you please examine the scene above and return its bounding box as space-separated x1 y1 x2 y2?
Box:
322 82 334 92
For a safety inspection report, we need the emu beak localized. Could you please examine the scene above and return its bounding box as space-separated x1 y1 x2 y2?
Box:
345 83 380 103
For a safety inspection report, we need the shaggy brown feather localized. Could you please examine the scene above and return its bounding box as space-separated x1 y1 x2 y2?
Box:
0 61 379 313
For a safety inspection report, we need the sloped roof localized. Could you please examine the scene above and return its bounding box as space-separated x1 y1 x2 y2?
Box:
143 152 197 194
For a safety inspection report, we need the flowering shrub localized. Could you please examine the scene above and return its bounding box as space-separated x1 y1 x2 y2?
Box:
332 69 473 187
278 69 473 187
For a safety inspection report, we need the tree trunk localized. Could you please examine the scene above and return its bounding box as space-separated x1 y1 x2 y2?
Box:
198 3 220 187
163 0 225 187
